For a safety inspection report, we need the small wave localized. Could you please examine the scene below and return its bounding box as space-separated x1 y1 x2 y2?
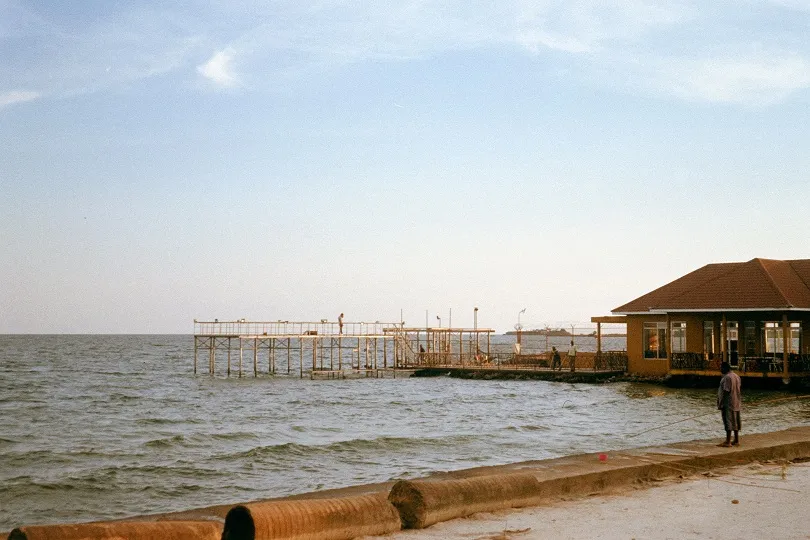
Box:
221 434 481 461
289 425 341 434
144 435 185 448
502 424 550 432
2 449 75 467
108 393 140 402
519 424 551 431
135 417 202 426
210 432 258 441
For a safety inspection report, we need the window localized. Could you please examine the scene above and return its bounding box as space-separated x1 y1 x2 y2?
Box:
703 321 715 357
671 322 686 353
643 322 667 359
764 322 801 354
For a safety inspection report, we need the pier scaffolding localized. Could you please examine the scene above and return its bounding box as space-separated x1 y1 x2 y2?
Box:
193 320 495 378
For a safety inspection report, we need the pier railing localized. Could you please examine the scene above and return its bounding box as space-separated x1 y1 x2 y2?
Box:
670 353 810 376
194 319 400 337
402 350 628 372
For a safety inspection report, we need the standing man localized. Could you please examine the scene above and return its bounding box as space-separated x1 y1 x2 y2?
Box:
567 340 577 372
551 346 561 371
717 361 742 447
338 313 344 335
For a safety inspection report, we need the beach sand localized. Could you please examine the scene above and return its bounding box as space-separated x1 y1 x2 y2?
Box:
368 460 810 540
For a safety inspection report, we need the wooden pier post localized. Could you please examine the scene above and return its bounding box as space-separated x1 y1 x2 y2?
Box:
312 337 317 373
487 332 491 358
227 338 231 377
193 338 198 374
253 337 258 377
239 338 243 378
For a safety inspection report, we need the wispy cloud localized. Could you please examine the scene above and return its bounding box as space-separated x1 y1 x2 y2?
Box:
663 52 810 105
197 48 240 87
0 90 41 109
4 0 809 106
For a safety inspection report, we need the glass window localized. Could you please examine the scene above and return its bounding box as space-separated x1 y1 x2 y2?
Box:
793 323 802 354
671 322 686 353
703 321 714 357
643 322 667 359
764 322 802 354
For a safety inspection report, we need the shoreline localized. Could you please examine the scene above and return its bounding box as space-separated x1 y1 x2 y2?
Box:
9 426 810 538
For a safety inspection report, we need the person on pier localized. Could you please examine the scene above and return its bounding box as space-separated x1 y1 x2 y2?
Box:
567 341 577 372
338 313 344 335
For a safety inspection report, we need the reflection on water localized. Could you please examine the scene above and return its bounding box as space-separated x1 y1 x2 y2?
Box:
622 384 671 399
0 334 808 530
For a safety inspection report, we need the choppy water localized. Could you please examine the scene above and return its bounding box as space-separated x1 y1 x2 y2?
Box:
1 334 809 531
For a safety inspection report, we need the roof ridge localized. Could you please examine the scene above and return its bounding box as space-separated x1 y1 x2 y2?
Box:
755 258 792 307
788 259 810 297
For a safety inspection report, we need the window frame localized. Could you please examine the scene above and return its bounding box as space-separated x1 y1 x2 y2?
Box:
703 321 715 357
763 321 802 355
671 321 686 353
643 322 668 359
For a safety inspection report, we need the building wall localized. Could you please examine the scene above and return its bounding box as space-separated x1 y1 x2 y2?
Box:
626 315 668 376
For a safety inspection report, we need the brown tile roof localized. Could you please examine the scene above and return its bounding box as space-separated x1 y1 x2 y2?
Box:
613 258 810 313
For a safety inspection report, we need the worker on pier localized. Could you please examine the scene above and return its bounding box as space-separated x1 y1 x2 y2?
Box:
567 340 577 372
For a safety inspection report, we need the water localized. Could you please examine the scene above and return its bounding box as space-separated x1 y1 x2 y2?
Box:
1 334 809 531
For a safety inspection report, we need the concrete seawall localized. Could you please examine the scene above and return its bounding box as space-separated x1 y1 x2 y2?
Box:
7 426 810 539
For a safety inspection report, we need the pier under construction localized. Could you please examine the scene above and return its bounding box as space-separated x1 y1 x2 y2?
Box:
193 319 495 378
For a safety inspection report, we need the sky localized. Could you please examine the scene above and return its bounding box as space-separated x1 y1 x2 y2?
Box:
2 1 809 334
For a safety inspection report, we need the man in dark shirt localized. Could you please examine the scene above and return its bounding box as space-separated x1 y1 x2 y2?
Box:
717 361 742 447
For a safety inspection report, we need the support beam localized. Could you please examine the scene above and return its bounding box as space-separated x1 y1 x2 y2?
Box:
782 313 790 382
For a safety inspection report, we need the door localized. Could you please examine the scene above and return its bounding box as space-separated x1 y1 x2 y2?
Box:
727 322 739 367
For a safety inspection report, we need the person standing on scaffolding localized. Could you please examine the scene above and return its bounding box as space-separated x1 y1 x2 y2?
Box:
338 313 344 335
551 346 561 371
567 340 577 372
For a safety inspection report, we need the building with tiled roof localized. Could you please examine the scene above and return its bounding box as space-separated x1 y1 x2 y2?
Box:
595 258 810 380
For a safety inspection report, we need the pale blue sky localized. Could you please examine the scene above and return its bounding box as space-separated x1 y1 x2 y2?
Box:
2 1 809 333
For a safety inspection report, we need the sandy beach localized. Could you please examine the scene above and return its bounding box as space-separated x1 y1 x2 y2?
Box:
369 459 810 540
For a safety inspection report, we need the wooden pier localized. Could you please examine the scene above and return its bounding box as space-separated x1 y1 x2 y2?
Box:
193 319 496 378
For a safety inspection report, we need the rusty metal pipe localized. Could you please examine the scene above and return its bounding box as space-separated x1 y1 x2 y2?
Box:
221 493 401 540
7 520 221 540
